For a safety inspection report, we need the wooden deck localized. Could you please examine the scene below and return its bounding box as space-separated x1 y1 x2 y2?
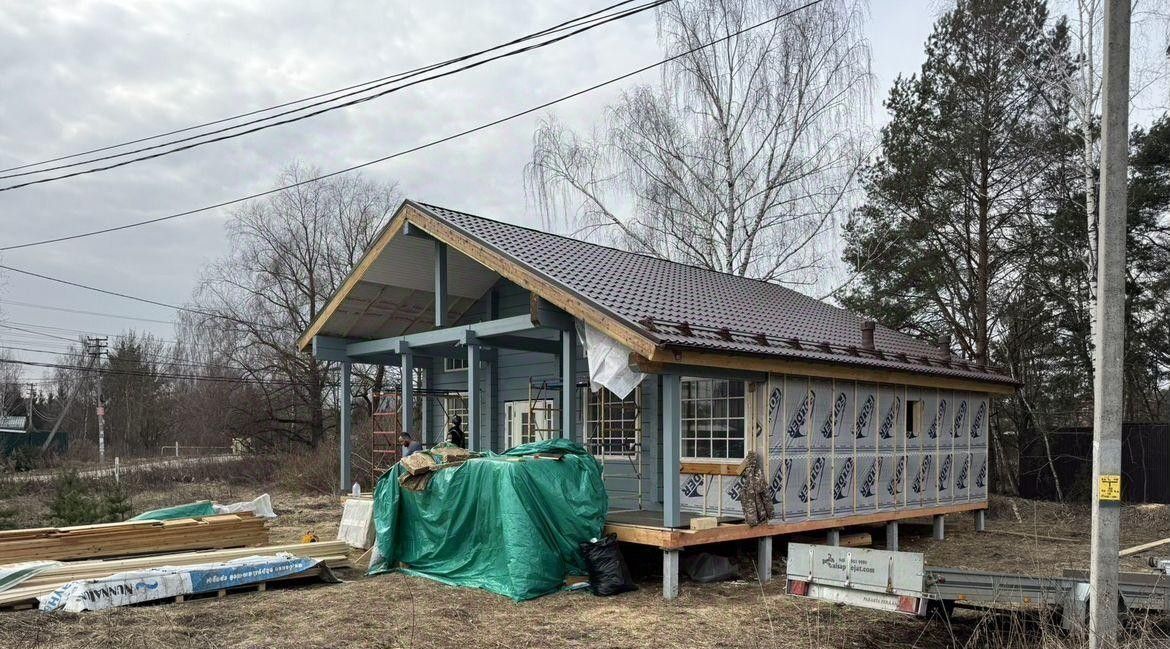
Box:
604 501 988 550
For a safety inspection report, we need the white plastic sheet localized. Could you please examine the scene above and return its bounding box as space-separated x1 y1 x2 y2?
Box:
576 319 645 399
213 493 276 518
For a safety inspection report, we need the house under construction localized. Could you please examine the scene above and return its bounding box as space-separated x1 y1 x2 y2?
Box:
298 200 1018 598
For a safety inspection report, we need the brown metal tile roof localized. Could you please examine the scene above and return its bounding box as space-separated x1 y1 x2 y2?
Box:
412 201 1017 386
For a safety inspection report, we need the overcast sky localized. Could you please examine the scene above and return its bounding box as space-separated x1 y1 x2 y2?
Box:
0 0 1093 381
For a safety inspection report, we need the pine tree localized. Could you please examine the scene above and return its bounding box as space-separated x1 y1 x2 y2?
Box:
842 0 1073 364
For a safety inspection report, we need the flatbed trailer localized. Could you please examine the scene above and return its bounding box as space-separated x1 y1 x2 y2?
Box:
785 543 1170 629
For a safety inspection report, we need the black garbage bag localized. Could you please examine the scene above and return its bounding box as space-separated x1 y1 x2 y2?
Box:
579 534 637 596
681 552 737 583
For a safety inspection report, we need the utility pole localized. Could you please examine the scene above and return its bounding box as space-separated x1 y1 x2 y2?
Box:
25 384 35 432
88 337 109 464
1089 0 1129 646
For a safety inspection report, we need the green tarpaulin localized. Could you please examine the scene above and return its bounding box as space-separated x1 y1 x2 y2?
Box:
129 500 217 521
369 439 607 601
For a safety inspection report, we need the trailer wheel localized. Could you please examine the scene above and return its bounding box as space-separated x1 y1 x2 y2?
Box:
927 599 955 622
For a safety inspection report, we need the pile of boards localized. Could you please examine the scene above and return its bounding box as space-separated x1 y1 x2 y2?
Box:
0 541 349 610
0 513 269 563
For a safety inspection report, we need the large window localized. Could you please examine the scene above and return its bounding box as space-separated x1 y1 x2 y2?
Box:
583 387 640 458
505 399 554 448
681 378 746 460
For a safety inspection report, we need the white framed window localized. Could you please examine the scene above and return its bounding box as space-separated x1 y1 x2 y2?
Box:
583 386 640 458
505 399 554 448
441 393 468 427
681 378 746 460
444 356 468 372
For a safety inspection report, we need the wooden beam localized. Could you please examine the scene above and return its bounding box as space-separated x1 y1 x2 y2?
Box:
637 350 1017 394
603 501 989 550
312 336 355 363
478 334 560 355
680 462 743 476
1119 537 1170 558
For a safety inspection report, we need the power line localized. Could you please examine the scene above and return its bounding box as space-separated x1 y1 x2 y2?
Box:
0 357 309 386
1 320 175 340
0 264 291 333
1 298 175 325
0 343 262 375
0 0 825 252
0 323 79 343
0 1 667 190
0 0 644 176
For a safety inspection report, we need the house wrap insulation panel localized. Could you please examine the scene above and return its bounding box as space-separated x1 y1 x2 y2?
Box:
679 373 990 520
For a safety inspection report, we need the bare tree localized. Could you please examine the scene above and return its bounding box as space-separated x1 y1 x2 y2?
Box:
527 0 871 285
188 164 400 449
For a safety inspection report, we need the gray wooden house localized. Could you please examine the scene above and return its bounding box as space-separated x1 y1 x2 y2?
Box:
299 200 1018 598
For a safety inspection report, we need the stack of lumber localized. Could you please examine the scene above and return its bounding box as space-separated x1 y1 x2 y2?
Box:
0 540 349 610
0 514 269 563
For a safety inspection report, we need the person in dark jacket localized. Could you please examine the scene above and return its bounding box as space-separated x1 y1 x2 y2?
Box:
447 415 466 448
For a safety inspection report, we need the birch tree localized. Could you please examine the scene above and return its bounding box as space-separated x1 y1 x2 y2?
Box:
526 0 871 285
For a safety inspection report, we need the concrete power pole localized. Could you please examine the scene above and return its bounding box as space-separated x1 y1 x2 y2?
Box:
89 337 109 464
1089 0 1130 646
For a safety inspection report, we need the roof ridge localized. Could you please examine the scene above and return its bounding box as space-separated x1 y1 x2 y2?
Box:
414 200 917 336
417 200 839 300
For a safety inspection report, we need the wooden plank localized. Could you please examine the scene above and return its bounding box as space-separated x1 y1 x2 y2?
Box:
636 350 1017 394
0 514 269 563
604 502 989 550
689 517 719 531
1120 537 1170 558
680 462 743 476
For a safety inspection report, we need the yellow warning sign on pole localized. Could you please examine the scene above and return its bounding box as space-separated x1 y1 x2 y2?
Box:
1099 474 1122 501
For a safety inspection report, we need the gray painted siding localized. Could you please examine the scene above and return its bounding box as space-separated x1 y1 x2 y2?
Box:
424 277 660 512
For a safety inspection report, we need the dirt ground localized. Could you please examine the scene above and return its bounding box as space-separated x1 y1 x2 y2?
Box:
1 486 1168 649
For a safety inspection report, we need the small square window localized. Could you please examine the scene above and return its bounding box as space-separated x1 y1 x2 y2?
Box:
444 357 468 372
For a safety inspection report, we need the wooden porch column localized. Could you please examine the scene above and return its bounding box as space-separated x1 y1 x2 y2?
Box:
338 360 352 493
661 373 682 600
560 329 577 441
467 343 481 452
434 240 448 328
662 373 682 528
400 345 414 441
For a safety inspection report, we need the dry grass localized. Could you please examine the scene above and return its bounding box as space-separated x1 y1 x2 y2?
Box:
0 488 1167 648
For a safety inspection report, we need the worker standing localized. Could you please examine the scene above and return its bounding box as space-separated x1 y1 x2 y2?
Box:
399 433 423 457
447 415 466 448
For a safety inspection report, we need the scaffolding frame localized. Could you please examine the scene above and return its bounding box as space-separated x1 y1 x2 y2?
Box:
370 387 468 476
582 385 646 511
